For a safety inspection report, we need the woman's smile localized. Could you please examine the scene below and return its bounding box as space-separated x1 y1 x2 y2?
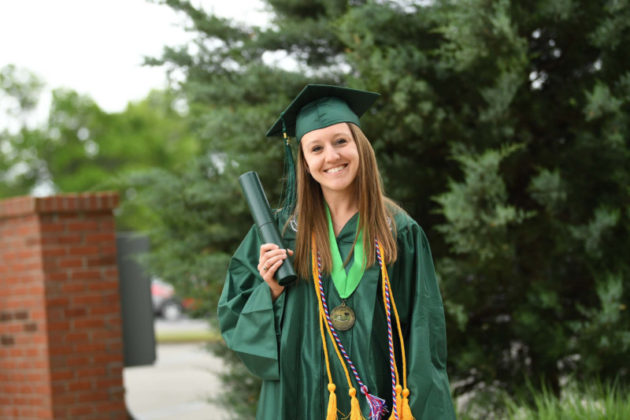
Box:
325 164 348 174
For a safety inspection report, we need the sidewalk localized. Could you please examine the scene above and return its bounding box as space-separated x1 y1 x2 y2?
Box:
124 320 231 420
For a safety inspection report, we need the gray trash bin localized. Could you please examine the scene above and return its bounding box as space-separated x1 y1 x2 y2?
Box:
116 232 156 367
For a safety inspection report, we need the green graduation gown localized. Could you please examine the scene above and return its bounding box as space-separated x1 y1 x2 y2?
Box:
218 210 456 419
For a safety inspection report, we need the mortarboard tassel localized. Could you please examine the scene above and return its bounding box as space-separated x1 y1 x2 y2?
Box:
280 120 297 219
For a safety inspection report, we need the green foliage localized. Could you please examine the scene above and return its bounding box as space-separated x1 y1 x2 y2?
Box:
503 380 630 420
568 274 630 378
528 168 567 215
0 65 198 230
457 380 630 420
142 0 630 415
435 144 532 261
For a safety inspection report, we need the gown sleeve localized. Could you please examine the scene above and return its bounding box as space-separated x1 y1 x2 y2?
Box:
393 219 456 419
217 225 286 380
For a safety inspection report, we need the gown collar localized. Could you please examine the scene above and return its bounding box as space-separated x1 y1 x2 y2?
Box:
333 211 360 243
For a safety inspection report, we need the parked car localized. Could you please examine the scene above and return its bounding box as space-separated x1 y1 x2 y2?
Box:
151 278 185 321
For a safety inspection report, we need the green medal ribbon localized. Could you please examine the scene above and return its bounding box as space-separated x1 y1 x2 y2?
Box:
325 206 365 299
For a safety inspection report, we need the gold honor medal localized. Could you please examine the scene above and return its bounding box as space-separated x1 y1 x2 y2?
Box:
331 302 355 331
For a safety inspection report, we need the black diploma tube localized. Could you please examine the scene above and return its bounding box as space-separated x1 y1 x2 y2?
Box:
239 171 297 286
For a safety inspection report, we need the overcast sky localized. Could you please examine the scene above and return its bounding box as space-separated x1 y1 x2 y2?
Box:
0 0 268 113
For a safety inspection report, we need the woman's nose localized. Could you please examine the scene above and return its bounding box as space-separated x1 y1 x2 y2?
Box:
324 145 340 161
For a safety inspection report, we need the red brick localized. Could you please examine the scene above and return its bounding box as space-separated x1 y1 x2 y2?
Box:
41 246 67 257
51 370 74 381
69 245 100 256
95 378 123 389
72 294 106 306
76 366 106 377
52 393 76 405
55 233 83 244
100 219 116 231
67 221 99 231
39 223 65 233
65 332 89 342
68 380 93 392
87 280 119 291
91 305 118 316
46 296 70 306
58 257 84 268
25 372 47 382
64 307 87 318
76 392 109 404
25 347 40 357
73 319 105 329
0 359 17 369
49 344 73 356
86 232 116 243
87 254 117 267
45 271 69 282
70 269 102 281
47 321 71 332
65 355 91 367
93 354 122 364
62 282 86 293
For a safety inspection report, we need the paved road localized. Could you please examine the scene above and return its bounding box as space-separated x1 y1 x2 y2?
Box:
124 320 231 420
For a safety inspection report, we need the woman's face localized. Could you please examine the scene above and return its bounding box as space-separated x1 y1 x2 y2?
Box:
300 122 359 198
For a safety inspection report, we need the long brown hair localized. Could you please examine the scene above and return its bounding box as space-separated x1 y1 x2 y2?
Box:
291 123 399 279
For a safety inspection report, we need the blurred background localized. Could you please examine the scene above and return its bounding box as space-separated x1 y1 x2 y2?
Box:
1 0 629 419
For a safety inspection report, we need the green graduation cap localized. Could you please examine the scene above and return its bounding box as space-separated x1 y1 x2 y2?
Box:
267 84 380 217
266 84 380 142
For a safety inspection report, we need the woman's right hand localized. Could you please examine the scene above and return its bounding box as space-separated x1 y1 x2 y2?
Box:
258 243 293 301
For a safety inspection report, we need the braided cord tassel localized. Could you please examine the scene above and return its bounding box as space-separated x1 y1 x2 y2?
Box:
376 239 414 420
376 238 400 420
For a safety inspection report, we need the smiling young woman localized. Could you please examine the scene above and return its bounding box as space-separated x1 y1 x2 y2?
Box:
218 85 456 420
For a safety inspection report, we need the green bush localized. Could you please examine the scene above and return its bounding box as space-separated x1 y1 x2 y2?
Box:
458 380 630 420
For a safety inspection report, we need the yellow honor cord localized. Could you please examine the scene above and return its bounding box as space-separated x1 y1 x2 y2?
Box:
312 234 361 419
319 302 337 419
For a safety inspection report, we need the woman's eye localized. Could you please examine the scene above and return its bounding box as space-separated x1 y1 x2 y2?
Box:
336 138 347 145
312 146 322 152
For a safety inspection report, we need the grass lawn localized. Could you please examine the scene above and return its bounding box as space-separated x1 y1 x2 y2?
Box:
155 329 222 344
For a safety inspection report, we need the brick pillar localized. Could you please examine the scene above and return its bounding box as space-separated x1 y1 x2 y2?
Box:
0 193 126 420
